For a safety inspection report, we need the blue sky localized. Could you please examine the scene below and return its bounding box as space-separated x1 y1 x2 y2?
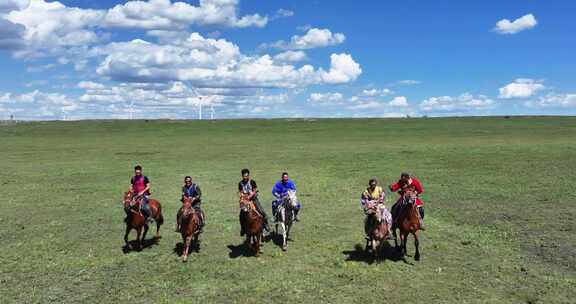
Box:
1 0 575 120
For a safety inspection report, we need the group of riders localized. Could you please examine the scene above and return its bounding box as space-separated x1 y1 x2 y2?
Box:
127 165 425 240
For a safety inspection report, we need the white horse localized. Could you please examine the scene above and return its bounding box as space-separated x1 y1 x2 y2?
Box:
275 190 298 251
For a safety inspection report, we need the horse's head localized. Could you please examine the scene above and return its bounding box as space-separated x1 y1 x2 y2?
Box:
239 194 253 212
182 197 194 216
402 189 418 205
123 191 134 208
283 190 298 209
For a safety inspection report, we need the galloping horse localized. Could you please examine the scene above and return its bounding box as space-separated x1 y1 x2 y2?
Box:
123 191 164 251
364 202 391 260
392 188 421 261
239 193 263 256
179 197 202 262
275 190 298 251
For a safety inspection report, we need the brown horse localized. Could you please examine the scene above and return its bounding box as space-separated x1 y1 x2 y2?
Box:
392 189 421 261
123 191 164 251
179 197 202 262
239 194 263 256
364 203 391 260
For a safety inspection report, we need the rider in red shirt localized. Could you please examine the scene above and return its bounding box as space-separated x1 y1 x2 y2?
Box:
130 165 151 218
389 172 425 229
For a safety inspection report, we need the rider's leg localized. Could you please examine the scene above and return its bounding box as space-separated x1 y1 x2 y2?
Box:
194 205 204 233
142 195 150 218
253 197 270 232
272 199 279 222
418 206 425 230
294 202 301 221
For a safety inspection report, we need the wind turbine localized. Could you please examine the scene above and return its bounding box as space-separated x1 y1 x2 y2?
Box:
210 105 215 120
128 101 135 120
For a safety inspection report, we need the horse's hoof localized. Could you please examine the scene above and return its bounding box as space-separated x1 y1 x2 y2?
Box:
282 246 287 251
415 254 420 261
182 257 188 263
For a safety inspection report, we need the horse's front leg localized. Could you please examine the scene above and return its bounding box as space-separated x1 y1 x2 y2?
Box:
413 231 420 261
182 235 191 262
124 226 132 250
401 231 408 256
281 223 287 251
141 224 149 244
136 227 143 250
255 234 261 257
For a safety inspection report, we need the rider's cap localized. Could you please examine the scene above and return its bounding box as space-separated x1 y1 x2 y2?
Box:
401 172 410 178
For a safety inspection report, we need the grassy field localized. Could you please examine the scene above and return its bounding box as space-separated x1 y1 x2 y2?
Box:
1 117 575 303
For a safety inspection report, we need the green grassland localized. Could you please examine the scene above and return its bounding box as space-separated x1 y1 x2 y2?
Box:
1 117 575 303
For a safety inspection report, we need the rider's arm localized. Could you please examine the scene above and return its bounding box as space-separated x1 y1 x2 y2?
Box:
413 179 424 194
249 180 258 200
272 182 281 198
389 181 401 192
192 185 201 202
141 183 150 195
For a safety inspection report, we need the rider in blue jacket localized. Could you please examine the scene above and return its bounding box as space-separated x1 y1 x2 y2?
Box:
272 172 301 221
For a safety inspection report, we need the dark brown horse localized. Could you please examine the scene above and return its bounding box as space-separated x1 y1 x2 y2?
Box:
364 203 391 260
123 191 164 251
179 197 202 262
392 189 421 261
239 194 263 256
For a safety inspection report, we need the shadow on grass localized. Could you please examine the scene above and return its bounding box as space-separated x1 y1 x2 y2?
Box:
227 243 259 258
122 236 160 254
342 242 407 264
173 241 200 257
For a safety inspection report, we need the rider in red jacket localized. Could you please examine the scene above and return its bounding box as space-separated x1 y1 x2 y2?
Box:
389 172 425 229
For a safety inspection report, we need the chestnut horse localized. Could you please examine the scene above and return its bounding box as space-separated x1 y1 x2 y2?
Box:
179 197 202 262
364 203 391 260
239 194 263 256
392 189 421 261
123 191 164 251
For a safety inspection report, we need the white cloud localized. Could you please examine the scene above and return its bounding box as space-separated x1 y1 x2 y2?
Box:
396 80 421 85
95 33 361 88
361 88 394 97
3 0 269 58
499 78 545 99
6 0 106 57
0 89 78 119
525 94 576 108
0 0 30 13
263 28 345 50
103 0 267 29
388 96 409 107
308 92 343 104
347 96 412 114
320 53 362 84
494 14 537 34
78 81 106 90
274 50 307 62
421 93 495 113
272 8 294 19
